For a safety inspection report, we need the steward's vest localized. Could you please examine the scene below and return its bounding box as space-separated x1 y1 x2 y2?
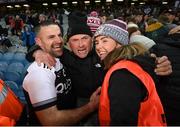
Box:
0 79 24 126
99 60 166 126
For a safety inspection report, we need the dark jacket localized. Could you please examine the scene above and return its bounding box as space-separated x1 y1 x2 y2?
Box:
151 33 180 97
150 33 180 125
60 48 105 98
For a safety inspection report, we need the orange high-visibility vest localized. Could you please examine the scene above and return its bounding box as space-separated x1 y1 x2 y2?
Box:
0 79 24 126
99 60 166 126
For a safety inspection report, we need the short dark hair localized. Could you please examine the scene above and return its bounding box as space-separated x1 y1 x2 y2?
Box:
34 20 59 36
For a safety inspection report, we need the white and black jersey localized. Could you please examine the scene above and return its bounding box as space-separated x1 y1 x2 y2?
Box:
23 59 76 125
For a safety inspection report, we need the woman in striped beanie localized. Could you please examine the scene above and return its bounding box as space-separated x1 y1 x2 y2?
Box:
93 19 167 126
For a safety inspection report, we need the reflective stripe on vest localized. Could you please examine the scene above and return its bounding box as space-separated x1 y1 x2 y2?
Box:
99 60 167 126
0 81 8 104
0 79 24 126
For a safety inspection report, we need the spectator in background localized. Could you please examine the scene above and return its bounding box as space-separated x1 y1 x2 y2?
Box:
158 14 177 31
38 14 46 24
21 25 35 50
151 25 180 125
164 9 177 25
25 10 34 27
127 22 156 50
12 15 24 36
126 10 146 33
127 22 141 37
87 11 101 34
99 12 109 24
31 13 47 27
145 17 169 42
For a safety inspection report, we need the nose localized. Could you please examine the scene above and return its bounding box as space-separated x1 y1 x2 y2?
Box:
56 36 63 44
95 43 102 50
79 39 84 47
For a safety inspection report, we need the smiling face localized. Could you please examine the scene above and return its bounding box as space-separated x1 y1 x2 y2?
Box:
68 34 92 58
94 35 121 60
35 24 64 57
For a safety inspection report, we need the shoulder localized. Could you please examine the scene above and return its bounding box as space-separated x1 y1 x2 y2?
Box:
23 62 56 89
109 69 146 94
23 62 58 105
110 69 142 87
27 62 56 73
109 69 147 101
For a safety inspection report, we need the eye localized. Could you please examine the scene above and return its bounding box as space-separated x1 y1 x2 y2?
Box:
82 36 89 40
94 41 99 45
49 35 55 39
102 39 108 43
71 39 79 43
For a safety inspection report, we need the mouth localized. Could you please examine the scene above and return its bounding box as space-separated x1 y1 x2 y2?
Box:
52 44 62 50
98 52 107 59
78 49 86 54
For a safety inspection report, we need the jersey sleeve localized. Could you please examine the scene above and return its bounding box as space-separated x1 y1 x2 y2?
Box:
23 62 57 110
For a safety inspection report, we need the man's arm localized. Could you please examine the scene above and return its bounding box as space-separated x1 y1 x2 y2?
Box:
36 89 99 126
151 54 172 76
26 45 56 67
23 63 100 125
26 44 41 62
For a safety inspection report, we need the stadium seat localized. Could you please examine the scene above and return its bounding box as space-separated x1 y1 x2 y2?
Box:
7 62 24 74
4 71 21 86
13 52 26 65
0 61 8 73
4 80 19 96
16 46 27 53
0 52 3 59
7 46 18 53
2 52 14 63
18 86 26 104
0 71 4 80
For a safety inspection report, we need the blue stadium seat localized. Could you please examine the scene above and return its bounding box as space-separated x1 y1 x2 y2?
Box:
0 61 8 73
2 52 14 63
4 71 21 86
7 46 18 53
13 52 26 65
4 80 19 96
16 46 27 53
7 62 24 75
18 86 26 104
0 71 4 80
0 52 3 59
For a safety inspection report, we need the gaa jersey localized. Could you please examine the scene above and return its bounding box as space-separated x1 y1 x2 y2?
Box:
23 59 76 125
